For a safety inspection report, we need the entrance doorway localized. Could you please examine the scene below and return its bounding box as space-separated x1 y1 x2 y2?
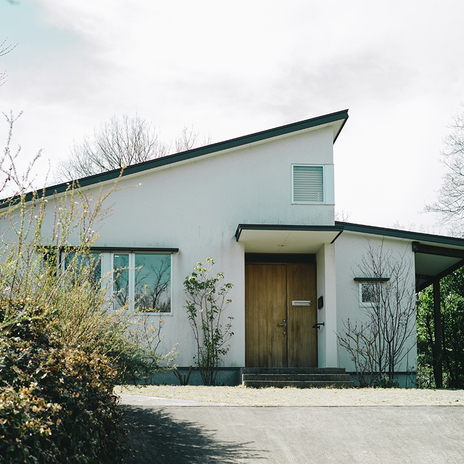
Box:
245 255 317 367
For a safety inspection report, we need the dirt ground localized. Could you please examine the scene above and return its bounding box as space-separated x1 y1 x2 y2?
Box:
115 384 464 407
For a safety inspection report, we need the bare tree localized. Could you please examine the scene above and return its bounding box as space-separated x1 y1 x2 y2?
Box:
174 125 211 152
338 241 416 385
338 318 384 387
55 114 169 181
426 108 464 234
55 116 211 182
0 39 16 86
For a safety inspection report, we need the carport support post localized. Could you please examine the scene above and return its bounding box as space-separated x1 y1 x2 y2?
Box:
433 280 443 388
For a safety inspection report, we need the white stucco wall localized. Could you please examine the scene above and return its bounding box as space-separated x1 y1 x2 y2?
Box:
0 124 338 368
98 125 336 366
316 243 338 367
334 233 417 375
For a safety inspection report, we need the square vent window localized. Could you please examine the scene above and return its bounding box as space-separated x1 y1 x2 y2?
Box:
292 165 324 203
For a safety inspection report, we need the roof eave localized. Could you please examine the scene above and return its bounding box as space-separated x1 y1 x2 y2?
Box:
1 109 349 208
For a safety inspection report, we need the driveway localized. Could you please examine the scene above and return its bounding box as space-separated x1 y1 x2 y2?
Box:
119 394 464 463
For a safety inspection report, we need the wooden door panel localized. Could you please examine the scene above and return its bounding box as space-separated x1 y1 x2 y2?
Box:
245 264 287 367
287 263 317 367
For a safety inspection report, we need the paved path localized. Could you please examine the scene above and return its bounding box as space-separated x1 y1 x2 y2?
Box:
119 394 464 463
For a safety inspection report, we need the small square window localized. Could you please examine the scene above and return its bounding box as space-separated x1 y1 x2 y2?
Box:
360 282 378 305
292 165 324 203
354 277 389 307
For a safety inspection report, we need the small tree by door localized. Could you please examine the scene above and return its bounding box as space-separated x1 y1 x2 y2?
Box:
184 258 234 386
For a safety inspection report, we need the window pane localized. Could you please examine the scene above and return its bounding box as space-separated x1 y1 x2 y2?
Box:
113 254 129 309
64 252 102 287
361 282 377 303
134 254 171 313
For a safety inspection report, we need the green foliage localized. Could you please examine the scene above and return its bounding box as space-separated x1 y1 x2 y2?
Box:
373 374 400 389
417 268 464 388
116 314 177 385
0 300 126 463
184 258 233 386
0 114 175 461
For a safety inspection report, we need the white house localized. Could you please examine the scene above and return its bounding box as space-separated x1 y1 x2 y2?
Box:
6 109 464 386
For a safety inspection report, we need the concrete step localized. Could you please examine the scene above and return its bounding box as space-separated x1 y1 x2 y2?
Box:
241 367 346 375
242 373 352 382
243 380 354 389
240 367 355 388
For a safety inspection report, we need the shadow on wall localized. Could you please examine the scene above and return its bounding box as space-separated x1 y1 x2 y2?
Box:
120 405 265 463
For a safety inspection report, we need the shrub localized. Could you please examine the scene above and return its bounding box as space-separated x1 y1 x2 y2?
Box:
0 301 126 463
0 114 175 461
184 258 233 386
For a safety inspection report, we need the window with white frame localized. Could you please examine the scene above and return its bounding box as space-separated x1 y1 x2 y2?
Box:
354 277 389 307
63 252 102 288
292 164 334 204
60 250 172 313
113 253 172 313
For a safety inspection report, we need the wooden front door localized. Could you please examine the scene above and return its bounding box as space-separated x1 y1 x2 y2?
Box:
245 261 317 367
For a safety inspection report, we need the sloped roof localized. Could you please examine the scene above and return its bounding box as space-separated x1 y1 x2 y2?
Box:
335 222 464 291
1 109 349 207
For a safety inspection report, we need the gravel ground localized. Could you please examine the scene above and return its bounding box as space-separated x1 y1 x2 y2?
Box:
115 385 464 406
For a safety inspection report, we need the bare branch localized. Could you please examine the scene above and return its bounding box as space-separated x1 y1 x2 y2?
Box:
55 114 169 181
426 107 464 232
0 38 17 86
339 240 416 385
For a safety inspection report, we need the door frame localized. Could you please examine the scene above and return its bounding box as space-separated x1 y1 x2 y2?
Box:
245 253 317 367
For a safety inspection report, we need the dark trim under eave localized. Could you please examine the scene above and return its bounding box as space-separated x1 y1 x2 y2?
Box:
354 277 390 282
0 109 349 209
89 247 179 254
336 221 464 248
236 222 464 249
416 258 464 292
40 245 179 254
412 242 464 259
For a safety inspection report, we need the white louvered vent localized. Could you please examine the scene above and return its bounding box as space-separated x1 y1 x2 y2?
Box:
292 165 323 203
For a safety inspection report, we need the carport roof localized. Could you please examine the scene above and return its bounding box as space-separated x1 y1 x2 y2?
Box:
235 222 464 292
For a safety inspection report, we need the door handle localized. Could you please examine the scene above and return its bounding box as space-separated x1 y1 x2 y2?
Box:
277 322 286 327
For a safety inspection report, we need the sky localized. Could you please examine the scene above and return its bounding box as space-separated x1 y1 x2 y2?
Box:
1 0 464 235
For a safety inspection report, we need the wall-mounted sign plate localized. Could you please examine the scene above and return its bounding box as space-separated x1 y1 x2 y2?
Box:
292 300 312 306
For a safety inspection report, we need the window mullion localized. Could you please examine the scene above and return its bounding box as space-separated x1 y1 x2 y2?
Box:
129 253 135 311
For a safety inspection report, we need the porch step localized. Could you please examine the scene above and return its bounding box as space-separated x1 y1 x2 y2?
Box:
240 368 354 389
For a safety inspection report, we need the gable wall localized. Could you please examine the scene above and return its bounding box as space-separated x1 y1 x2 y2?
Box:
102 126 334 366
2 125 336 367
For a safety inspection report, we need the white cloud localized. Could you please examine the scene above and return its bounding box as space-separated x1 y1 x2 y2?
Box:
2 0 464 230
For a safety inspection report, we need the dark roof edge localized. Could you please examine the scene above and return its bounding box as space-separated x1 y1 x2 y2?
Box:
235 221 464 248
0 110 349 208
336 221 464 247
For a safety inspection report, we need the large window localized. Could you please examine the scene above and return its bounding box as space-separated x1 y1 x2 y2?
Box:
113 253 171 313
60 250 172 313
